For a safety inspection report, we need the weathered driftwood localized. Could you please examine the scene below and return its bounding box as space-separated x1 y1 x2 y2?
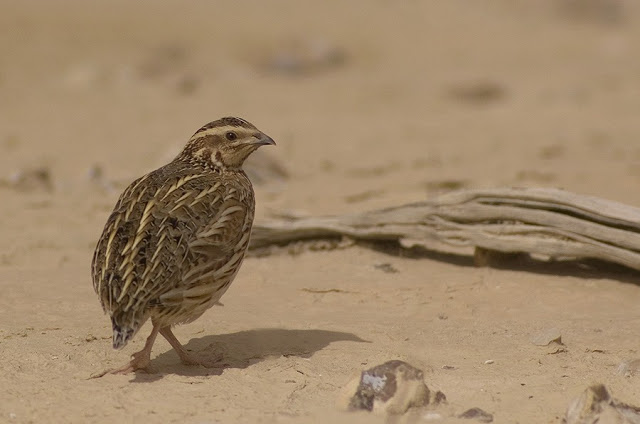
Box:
250 188 640 271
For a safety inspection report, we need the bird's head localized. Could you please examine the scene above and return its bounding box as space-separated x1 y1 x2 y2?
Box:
180 117 276 170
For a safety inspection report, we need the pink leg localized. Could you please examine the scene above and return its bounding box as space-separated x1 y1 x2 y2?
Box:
159 326 222 367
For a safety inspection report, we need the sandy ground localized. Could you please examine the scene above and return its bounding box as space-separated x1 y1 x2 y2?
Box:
2 0 640 422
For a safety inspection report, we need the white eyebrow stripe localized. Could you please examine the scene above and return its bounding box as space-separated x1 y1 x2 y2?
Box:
190 125 247 141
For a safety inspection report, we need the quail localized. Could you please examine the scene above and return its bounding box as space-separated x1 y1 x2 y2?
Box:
91 117 275 375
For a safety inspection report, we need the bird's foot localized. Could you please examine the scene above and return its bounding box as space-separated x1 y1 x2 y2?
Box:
91 350 152 378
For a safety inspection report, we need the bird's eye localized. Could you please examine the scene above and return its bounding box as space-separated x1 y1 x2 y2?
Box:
225 131 237 141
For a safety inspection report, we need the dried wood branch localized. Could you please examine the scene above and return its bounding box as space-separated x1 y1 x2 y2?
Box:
250 188 640 271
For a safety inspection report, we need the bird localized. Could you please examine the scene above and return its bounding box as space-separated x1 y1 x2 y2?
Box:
91 117 275 375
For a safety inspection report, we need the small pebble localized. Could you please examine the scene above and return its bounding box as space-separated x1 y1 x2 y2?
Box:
5 167 53 192
374 263 399 274
531 328 563 346
617 359 640 377
344 360 444 415
423 412 443 420
458 407 494 423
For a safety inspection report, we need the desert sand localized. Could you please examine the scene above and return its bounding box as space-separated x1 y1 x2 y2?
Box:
2 0 640 422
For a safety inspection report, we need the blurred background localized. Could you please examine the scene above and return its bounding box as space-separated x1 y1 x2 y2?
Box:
1 0 640 219
3 2 640 421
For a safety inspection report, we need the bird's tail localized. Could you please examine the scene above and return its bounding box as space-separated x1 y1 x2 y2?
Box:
111 316 138 350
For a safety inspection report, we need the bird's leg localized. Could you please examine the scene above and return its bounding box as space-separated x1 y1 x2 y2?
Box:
159 326 222 367
93 324 160 377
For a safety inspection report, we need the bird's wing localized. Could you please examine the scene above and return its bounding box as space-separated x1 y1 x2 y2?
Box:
92 168 178 312
92 167 254 319
91 171 161 311
92 170 215 312
157 182 254 307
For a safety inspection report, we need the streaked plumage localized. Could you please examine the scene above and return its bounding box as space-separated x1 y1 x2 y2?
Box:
91 117 275 375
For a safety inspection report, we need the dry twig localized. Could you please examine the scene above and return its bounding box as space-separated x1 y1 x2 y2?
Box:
250 188 640 271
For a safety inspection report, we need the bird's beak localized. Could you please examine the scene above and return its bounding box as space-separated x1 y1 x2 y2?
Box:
252 133 276 146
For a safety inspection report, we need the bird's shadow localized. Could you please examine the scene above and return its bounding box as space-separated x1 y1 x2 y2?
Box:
130 328 367 382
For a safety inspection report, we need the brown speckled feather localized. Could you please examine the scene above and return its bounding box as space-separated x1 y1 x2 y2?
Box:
91 117 273 350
